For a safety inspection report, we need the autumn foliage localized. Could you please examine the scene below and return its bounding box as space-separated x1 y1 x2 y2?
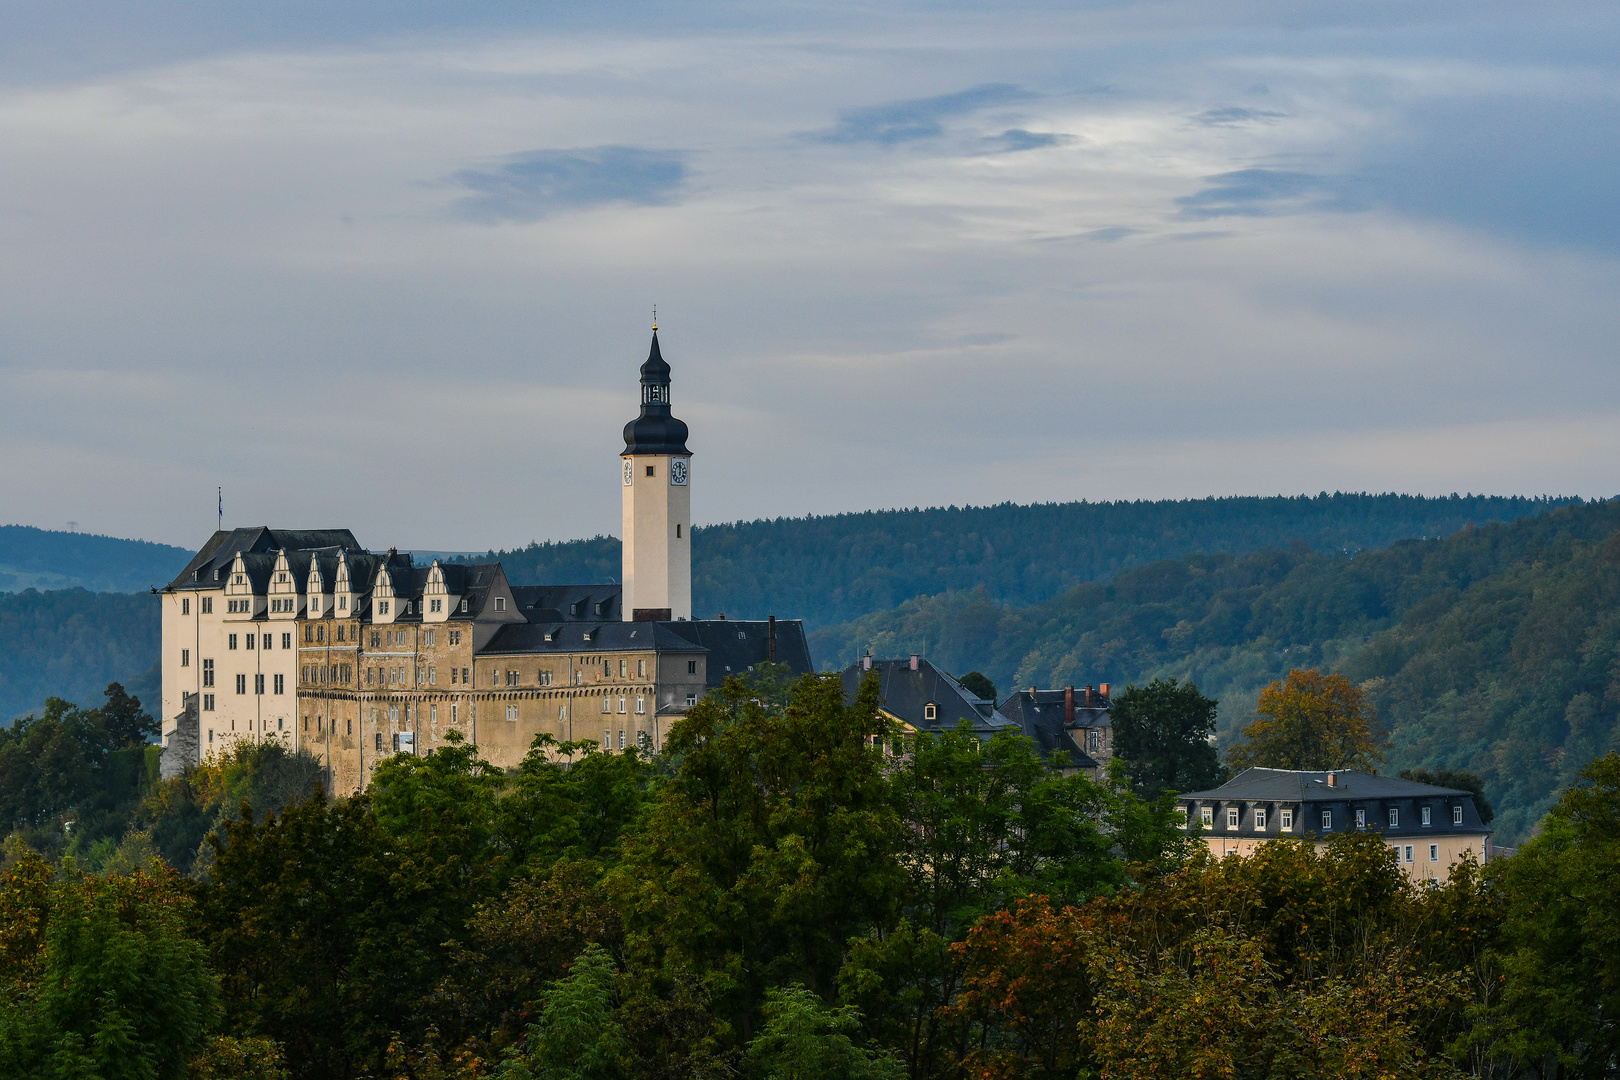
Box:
1226 668 1386 771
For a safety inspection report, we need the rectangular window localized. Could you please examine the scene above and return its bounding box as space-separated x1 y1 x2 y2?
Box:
462 667 470 684
236 673 247 695
1200 806 1213 826
228 634 238 650
602 696 611 713
1226 808 1239 829
619 659 627 677
1421 806 1431 826
495 597 505 612
451 705 458 723
686 694 696 707
208 728 213 743
1429 844 1439 862
1389 807 1400 828
254 674 265 694
1356 809 1366 829
450 630 461 645
375 732 383 752
425 630 434 646
1254 809 1267 829
282 632 291 649
182 598 190 615
181 649 190 667
1322 810 1332 830
202 658 214 687
201 597 212 614
203 694 214 711
603 731 612 750
429 667 436 685
1452 805 1464 825
688 660 697 675
646 465 655 476
379 601 389 614
1404 845 1414 864
618 696 626 714
1280 808 1293 830
274 674 284 694
636 696 645 715
637 659 646 678
431 598 442 613
506 704 518 721
618 730 625 750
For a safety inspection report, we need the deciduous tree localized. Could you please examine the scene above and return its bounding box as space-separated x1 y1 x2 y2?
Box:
1225 668 1384 771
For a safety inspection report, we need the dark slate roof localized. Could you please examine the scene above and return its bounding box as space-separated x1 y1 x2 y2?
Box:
1181 767 1472 804
480 620 705 655
510 585 622 622
840 657 1016 739
623 331 691 455
663 619 814 687
166 527 363 590
996 688 1111 769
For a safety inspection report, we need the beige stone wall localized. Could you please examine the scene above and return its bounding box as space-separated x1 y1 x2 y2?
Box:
163 586 298 765
1201 831 1491 883
622 453 691 619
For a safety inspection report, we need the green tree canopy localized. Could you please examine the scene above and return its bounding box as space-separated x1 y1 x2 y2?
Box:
1110 677 1225 798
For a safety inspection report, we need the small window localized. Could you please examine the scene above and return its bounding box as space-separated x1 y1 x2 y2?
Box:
646 465 655 477
460 599 468 612
618 730 626 750
1429 844 1439 862
208 728 214 742
339 596 347 611
236 673 246 694
602 696 611 713
1404 845 1414 864
1280 808 1293 830
450 667 457 684
686 694 697 706
375 733 383 752
1389 807 1399 828
688 660 697 675
1226 808 1239 829
182 598 190 615
181 649 190 667
462 667 469 684
602 731 612 750
618 696 626 714
619 659 627 678
1356 809 1366 829
636 696 645 714
379 601 389 615
228 634 238 650
203 694 214 711
201 597 212 614
637 659 646 678
1254 809 1267 829
1322 810 1332 831
451 705 458 723
254 674 265 695
495 597 506 612
450 630 461 645
1452 805 1464 825
431 598 442 613
676 524 682 539
274 674 284 694
1421 806 1431 826
1200 806 1213 826
924 703 937 721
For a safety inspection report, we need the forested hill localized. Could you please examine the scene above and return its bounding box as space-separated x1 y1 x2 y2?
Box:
812 499 1620 844
0 525 191 593
477 493 1572 628
0 589 160 722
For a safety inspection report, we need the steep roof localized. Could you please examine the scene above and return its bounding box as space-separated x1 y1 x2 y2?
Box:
996 688 1111 769
1181 767 1473 803
166 527 363 590
840 657 1016 739
623 330 691 455
665 619 814 688
510 585 622 622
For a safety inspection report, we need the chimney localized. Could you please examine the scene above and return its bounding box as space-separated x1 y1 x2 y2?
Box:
1327 771 1337 788
909 654 919 671
1084 685 1095 708
767 615 777 663
717 612 726 620
1064 686 1075 725
1029 685 1038 701
862 651 872 672
1099 682 1110 700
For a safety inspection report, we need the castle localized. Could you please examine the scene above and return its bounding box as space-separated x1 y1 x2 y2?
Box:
159 330 813 792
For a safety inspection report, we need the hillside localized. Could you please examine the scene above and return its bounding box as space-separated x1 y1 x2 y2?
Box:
812 500 1620 844
0 525 192 593
477 493 1571 628
0 588 160 722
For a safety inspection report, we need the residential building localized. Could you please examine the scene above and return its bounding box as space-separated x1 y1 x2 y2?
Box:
996 683 1113 776
1178 767 1492 882
840 654 1019 746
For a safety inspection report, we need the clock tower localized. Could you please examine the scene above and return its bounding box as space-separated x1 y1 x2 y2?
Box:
621 326 692 621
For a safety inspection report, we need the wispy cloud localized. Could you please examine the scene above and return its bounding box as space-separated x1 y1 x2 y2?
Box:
1192 106 1287 127
817 84 1032 145
1175 169 1361 219
979 128 1063 154
450 146 686 222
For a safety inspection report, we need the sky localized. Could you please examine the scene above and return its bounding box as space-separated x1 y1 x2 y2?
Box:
1 0 1617 551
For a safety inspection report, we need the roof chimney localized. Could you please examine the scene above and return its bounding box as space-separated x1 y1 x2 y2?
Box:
1064 686 1075 725
1327 771 1337 788
767 615 777 663
862 650 872 671
1099 682 1110 700
1029 685 1038 700
717 612 726 620
909 654 919 671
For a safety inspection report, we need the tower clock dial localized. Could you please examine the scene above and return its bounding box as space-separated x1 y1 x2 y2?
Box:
670 458 688 486
623 459 634 486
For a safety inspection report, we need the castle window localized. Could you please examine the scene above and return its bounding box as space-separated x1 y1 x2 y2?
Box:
460 599 468 612
378 601 389 615
339 596 347 611
203 695 214 711
450 631 461 645
452 705 458 723
1200 806 1213 826
317 626 325 644
686 694 697 707
602 696 611 713
201 597 212 614
636 696 645 715
182 598 190 615
1088 729 1101 753
462 667 470 684
495 597 506 612
274 674 284 694
181 649 190 667
676 524 682 538
203 659 214 687
1453 805 1464 825
255 674 265 695
312 597 319 613
618 730 626 750
619 659 627 678
228 634 237 650
282 633 291 649
336 626 344 643
637 659 646 678
1322 810 1332 830
618 696 626 714
425 630 435 647
1430 844 1439 862
507 705 518 721
450 667 457 684
1254 809 1267 829
278 573 286 583
236 674 246 695
375 733 383 752
1356 809 1366 829
430 598 442 613
646 465 655 477
305 626 313 643
603 731 612 750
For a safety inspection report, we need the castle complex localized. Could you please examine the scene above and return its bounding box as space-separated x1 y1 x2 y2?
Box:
159 330 812 792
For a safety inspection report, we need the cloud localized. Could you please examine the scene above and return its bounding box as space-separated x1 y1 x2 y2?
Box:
1175 169 1362 220
449 146 687 222
979 128 1063 153
1192 106 1287 126
817 83 1032 145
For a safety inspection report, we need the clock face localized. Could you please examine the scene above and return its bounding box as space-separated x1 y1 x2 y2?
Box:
623 459 634 486
670 458 689 486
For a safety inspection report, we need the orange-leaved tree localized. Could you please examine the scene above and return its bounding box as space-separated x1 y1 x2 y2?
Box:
1225 668 1385 772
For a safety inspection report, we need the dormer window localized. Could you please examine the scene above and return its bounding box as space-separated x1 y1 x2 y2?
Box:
495 597 506 612
278 573 287 583
311 597 320 613
379 601 389 615
1452 805 1463 825
430 598 442 613
339 597 347 611
924 703 937 721
233 574 243 585
460 599 469 613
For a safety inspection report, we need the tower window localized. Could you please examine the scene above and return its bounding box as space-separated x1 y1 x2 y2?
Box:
182 598 190 615
495 597 506 611
676 524 682 538
646 465 655 477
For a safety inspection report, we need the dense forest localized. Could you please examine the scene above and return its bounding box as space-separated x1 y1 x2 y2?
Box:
0 588 159 722
473 493 1572 628
0 525 191 593
3 672 1619 1080
813 499 1620 845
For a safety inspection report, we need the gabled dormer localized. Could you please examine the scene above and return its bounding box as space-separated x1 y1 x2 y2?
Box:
267 549 300 619
223 552 259 619
333 552 359 616
474 564 525 624
306 560 328 618
372 565 398 624
422 560 458 622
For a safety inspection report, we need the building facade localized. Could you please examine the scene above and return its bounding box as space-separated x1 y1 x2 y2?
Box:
1179 767 1492 882
160 330 813 791
996 684 1114 775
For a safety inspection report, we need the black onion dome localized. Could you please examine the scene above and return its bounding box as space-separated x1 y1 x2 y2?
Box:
623 330 691 455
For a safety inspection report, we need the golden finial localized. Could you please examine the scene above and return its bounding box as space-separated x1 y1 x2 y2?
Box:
652 304 658 331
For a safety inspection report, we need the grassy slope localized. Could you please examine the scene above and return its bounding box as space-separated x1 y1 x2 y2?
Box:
812 501 1620 844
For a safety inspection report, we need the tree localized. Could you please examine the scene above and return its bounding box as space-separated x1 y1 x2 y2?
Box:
745 985 903 1080
1109 678 1224 798
1399 768 1494 825
955 672 997 703
493 944 627 1080
97 682 157 749
1225 668 1385 771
